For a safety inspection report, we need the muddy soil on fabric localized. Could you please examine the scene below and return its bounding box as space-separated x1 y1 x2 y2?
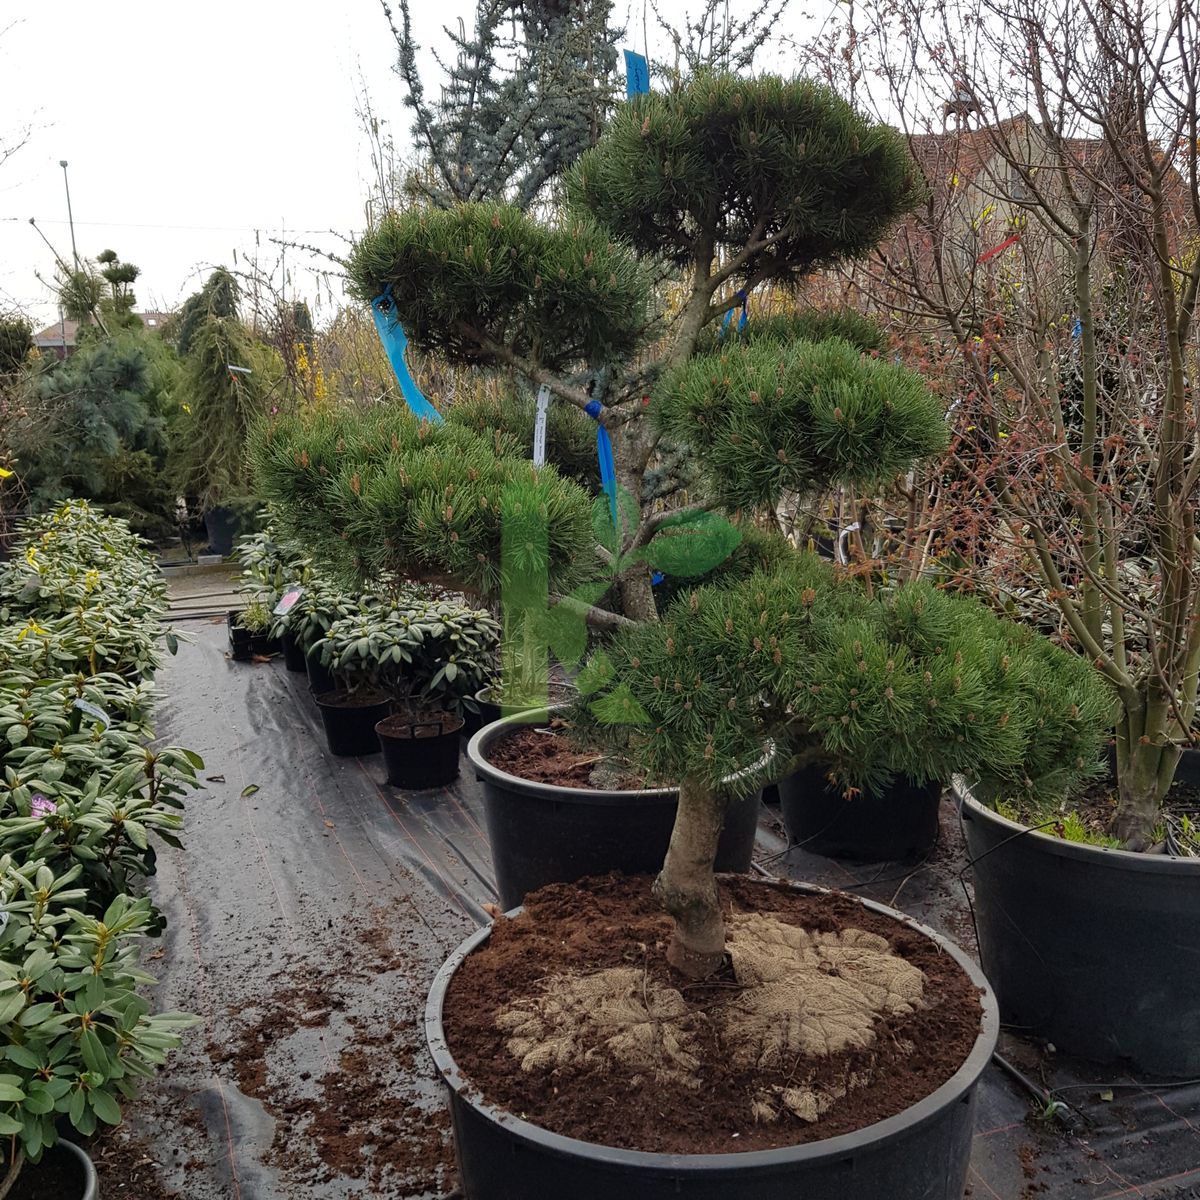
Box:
94 612 479 1199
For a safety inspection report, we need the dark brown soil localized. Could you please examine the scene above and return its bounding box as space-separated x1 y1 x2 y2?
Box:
89 1128 184 1199
313 689 390 708
1063 774 1200 849
379 711 463 738
442 873 983 1155
486 723 648 790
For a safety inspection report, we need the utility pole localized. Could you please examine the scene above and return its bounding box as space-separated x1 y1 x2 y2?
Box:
59 161 80 271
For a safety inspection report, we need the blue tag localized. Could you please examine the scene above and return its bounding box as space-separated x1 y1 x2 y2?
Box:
371 288 444 424
585 401 619 529
624 50 650 98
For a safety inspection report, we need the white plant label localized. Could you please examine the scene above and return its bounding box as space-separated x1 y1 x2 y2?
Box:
533 384 550 467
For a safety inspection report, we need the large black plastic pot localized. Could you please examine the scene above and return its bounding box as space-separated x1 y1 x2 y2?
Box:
279 630 308 673
18 1137 99 1199
957 783 1200 1076
779 765 943 860
305 646 336 695
467 709 766 911
426 880 999 1200
377 711 463 788
313 691 390 757
203 505 243 557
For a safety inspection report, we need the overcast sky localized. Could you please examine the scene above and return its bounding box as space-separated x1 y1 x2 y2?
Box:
0 1 815 331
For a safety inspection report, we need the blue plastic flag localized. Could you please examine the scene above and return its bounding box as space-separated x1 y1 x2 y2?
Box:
624 50 650 98
585 400 619 528
371 287 443 424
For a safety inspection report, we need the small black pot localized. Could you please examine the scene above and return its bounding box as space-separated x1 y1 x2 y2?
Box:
17 1137 99 1200
779 765 942 861
958 783 1200 1076
468 708 766 911
305 645 336 695
228 610 272 663
426 880 999 1200
313 691 391 757
280 630 308 673
377 711 463 788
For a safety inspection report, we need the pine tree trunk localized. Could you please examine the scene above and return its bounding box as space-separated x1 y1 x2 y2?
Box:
653 775 727 979
612 412 659 622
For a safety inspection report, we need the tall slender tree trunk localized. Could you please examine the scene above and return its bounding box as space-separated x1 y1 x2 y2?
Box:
611 411 659 622
653 775 728 979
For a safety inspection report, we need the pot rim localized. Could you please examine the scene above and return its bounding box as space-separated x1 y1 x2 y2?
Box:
425 876 999 1173
311 689 391 710
954 778 1200 873
54 1137 99 1200
376 711 464 738
466 706 775 804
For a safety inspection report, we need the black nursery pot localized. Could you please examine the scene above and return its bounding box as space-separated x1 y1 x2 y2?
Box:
426 881 999 1200
957 783 1200 1076
377 711 464 788
16 1138 99 1200
280 629 308 673
467 708 765 911
204 505 240 557
313 691 391 757
228 611 274 662
779 765 942 861
305 645 336 695
228 611 252 661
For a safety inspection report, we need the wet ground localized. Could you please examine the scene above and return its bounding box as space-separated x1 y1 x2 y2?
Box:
92 597 1200 1200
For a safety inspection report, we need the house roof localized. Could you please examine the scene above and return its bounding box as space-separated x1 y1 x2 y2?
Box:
31 311 172 349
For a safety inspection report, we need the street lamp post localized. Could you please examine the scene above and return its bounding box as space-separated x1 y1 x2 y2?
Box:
59 160 79 271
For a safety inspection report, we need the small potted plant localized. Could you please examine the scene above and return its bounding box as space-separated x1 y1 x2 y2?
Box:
286 581 370 695
308 611 395 757
227 599 274 662
371 599 500 788
233 527 312 671
0 857 196 1200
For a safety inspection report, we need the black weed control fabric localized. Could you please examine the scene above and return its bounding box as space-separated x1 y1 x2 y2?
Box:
112 616 1200 1199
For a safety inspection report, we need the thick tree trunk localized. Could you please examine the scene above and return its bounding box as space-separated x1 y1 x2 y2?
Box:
1113 708 1179 848
653 775 728 979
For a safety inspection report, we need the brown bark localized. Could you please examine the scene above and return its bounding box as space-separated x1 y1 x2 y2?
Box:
0 1147 25 1200
653 775 728 980
1113 706 1181 848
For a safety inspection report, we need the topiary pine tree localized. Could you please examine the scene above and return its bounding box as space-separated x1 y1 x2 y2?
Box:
253 73 1113 978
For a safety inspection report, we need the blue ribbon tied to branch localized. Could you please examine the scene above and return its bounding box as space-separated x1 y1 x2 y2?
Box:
719 289 749 339
584 400 619 529
370 285 443 424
